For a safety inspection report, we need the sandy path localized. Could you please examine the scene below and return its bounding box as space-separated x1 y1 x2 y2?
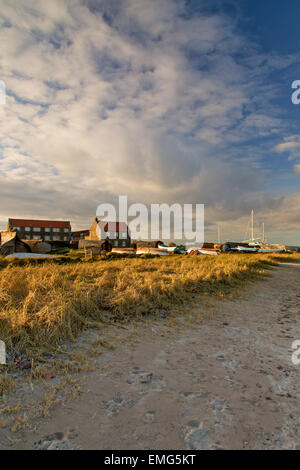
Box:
6 263 300 449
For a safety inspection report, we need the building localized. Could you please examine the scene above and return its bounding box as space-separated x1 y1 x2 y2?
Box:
7 218 71 242
86 217 131 248
0 231 31 256
71 229 90 241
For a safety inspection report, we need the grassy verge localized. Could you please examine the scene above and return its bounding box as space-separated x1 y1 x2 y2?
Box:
0 373 15 396
0 253 300 359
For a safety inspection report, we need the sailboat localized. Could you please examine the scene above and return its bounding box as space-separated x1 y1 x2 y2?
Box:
223 210 286 253
231 210 260 252
242 210 285 253
242 210 260 247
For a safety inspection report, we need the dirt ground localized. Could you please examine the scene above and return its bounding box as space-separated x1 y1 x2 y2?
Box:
1 262 300 450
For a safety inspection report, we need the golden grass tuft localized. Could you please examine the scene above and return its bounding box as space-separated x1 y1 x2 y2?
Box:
0 253 300 359
0 374 15 396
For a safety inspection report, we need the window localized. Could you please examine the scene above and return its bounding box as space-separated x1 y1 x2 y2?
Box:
122 232 127 238
25 227 31 232
114 241 118 247
122 241 126 247
53 228 60 233
106 232 110 238
45 228 51 233
33 235 40 240
45 236 51 241
53 236 60 241
64 228 69 233
33 227 41 232
13 226 20 231
64 236 69 241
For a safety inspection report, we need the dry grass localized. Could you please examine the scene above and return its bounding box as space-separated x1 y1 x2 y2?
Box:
0 253 300 358
91 337 116 350
0 374 15 396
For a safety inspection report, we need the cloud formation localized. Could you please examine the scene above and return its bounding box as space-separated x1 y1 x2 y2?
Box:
275 135 300 163
0 0 299 241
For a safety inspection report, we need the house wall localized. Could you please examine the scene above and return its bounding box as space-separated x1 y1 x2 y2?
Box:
72 230 90 241
107 233 131 248
85 219 98 240
136 240 162 249
1 231 17 245
85 218 131 247
8 222 71 242
0 232 31 256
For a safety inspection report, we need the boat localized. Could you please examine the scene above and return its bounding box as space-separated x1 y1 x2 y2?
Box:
158 244 185 254
187 247 219 255
257 248 285 253
136 248 169 256
242 210 262 246
198 249 219 255
6 252 54 259
111 248 136 255
234 245 259 253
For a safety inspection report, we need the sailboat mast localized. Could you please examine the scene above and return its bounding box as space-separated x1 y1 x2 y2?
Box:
251 210 254 241
262 222 265 243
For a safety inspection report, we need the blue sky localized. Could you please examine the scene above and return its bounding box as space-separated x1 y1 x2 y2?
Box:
0 0 300 243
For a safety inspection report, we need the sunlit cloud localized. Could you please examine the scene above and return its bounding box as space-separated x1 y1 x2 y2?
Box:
0 0 300 240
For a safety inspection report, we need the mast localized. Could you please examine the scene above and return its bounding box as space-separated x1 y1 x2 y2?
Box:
262 222 265 243
217 224 221 244
242 210 260 244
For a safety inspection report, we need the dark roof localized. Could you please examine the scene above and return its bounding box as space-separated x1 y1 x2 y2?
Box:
9 218 70 229
72 228 90 233
72 229 90 236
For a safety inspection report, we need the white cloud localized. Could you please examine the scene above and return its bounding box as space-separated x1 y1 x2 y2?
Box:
274 136 300 169
275 140 300 155
0 0 299 237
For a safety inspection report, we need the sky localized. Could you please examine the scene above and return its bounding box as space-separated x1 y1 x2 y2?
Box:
1 0 300 243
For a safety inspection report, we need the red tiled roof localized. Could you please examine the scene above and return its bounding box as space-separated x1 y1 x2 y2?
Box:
99 221 129 232
9 219 70 229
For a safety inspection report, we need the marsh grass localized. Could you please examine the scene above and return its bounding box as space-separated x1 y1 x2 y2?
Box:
0 253 299 358
0 373 15 396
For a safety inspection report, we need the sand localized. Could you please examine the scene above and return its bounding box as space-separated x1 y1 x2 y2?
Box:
1 263 300 450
